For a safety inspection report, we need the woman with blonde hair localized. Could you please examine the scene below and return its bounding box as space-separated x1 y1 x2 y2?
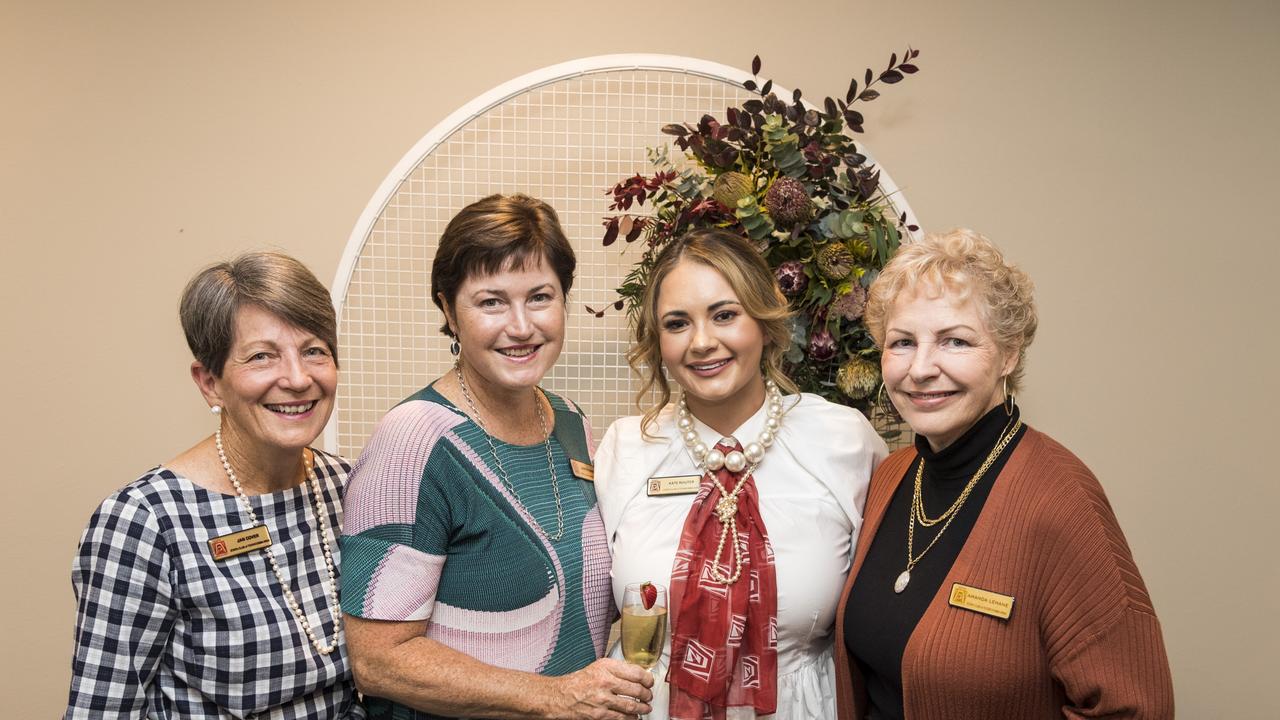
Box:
835 229 1173 718
596 227 888 719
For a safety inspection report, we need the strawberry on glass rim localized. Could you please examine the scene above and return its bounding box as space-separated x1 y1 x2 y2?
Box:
640 581 658 610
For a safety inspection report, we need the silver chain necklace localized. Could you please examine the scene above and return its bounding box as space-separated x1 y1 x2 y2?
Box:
454 361 565 542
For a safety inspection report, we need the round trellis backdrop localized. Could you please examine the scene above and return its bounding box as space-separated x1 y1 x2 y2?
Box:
325 54 919 457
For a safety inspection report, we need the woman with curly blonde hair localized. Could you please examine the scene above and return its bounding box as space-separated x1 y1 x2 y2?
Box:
835 229 1173 719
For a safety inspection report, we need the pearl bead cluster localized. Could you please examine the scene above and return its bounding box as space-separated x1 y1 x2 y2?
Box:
216 426 341 656
677 379 785 585
678 379 784 475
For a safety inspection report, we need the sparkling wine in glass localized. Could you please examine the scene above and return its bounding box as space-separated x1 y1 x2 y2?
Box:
621 581 667 671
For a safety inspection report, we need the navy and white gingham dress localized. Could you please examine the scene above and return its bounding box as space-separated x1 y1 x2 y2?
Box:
66 449 365 719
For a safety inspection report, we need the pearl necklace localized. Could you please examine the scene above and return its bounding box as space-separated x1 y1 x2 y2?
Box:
454 362 565 542
215 427 341 655
677 379 784 585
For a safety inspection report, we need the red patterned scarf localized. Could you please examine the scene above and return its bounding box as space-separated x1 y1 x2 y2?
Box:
667 440 778 720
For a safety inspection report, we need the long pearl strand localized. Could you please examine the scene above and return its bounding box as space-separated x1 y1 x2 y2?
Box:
216 427 341 655
678 379 785 584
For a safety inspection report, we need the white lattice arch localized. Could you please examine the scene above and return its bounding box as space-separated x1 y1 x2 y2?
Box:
326 54 920 456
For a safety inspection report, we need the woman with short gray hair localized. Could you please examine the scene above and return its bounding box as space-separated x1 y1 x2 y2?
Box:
66 251 364 718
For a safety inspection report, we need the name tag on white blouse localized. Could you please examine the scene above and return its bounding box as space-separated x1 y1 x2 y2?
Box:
209 526 272 561
647 474 702 496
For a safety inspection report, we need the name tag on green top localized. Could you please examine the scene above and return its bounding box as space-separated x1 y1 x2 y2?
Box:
570 459 594 482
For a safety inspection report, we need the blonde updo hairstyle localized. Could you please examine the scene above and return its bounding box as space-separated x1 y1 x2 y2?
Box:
629 228 799 434
864 228 1037 394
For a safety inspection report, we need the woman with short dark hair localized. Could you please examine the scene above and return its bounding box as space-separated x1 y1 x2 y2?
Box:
342 194 653 719
66 251 363 718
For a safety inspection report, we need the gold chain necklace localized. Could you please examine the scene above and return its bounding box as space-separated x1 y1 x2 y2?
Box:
894 416 1022 594
215 427 341 654
454 362 565 542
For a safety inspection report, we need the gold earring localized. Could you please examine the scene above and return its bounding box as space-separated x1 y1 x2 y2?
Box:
1003 377 1014 416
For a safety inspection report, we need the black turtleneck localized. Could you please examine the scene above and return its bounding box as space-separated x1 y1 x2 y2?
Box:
842 403 1025 720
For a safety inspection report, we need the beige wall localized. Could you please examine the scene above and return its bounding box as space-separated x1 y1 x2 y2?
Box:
4 0 1276 715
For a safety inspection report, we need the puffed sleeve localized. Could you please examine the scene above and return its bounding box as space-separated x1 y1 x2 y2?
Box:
778 394 889 538
66 491 176 718
340 400 460 622
592 414 651 553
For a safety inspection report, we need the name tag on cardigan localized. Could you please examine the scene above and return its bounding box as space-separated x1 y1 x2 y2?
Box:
647 474 702 496
949 583 1015 620
570 459 595 482
209 526 272 561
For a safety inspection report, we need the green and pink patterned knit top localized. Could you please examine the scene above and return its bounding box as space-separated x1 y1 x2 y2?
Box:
340 384 611 720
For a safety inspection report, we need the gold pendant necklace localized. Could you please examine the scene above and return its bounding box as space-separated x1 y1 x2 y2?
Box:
895 416 1021 594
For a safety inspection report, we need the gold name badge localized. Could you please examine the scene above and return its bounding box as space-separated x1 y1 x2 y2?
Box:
570 459 595 482
949 583 1015 620
647 474 702 497
209 526 272 562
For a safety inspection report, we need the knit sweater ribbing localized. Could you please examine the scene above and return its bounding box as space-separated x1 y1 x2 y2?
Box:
834 428 1174 719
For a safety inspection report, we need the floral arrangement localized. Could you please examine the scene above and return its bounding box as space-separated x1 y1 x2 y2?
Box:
590 51 922 421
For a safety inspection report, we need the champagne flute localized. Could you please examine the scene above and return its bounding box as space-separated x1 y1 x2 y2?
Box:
621 581 667 718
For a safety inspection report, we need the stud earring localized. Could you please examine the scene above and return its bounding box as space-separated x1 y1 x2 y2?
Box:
210 405 222 416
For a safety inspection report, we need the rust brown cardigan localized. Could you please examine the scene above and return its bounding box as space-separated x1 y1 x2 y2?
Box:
834 428 1174 719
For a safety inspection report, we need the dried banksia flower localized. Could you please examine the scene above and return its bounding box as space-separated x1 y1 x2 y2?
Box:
775 260 808 297
711 171 754 208
816 243 855 280
837 356 880 400
764 177 814 228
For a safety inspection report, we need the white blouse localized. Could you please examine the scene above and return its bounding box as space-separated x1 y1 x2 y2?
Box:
596 393 887 719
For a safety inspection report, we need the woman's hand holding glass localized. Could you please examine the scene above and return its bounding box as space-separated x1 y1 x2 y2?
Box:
550 657 654 719
620 582 666 718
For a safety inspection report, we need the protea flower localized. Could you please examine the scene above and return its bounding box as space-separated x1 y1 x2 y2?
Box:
837 356 880 400
816 243 855 280
711 171 754 208
831 284 868 321
807 328 837 362
775 261 808 297
764 177 814 228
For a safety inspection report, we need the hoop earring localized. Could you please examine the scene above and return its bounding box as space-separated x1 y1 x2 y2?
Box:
1003 377 1014 416
450 338 460 357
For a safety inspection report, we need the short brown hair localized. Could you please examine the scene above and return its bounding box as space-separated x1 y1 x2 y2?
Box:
431 194 576 337
629 228 799 433
865 228 1037 392
179 251 338 377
